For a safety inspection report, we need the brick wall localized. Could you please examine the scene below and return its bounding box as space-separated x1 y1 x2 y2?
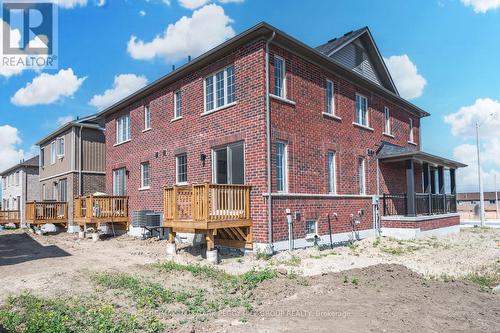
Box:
382 215 460 230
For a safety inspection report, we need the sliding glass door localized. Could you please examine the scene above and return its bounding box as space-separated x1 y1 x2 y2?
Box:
213 142 244 185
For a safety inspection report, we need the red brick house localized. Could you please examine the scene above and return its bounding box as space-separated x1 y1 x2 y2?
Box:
98 23 465 253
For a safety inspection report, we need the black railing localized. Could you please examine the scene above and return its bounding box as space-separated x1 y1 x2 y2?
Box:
383 193 457 216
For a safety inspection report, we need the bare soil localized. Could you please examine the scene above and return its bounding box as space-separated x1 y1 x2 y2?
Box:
0 228 499 332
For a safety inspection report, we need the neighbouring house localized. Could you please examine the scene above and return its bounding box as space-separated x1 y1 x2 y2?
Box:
457 192 499 219
98 22 466 253
0 156 40 226
31 115 106 231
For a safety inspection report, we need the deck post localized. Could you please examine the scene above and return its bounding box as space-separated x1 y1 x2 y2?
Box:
166 230 177 255
204 183 209 221
172 185 178 221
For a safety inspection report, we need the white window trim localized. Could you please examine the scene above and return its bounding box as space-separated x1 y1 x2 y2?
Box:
328 151 336 194
174 90 182 120
116 114 131 145
409 118 415 144
383 106 391 135
326 79 335 115
56 137 65 159
306 219 318 236
359 158 366 195
355 93 369 127
203 65 236 114
144 105 151 130
276 141 288 193
176 154 188 185
112 168 127 196
140 162 150 189
273 55 286 99
50 141 56 165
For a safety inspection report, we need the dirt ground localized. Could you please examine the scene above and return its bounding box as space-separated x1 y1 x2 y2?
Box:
0 228 499 332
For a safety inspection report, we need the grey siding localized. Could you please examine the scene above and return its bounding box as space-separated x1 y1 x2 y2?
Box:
39 128 74 180
331 41 382 86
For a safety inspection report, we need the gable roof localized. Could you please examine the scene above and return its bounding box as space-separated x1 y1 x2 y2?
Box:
315 27 398 95
97 22 429 121
0 155 39 176
36 114 103 146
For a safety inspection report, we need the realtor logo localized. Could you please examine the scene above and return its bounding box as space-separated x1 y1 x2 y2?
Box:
1 0 58 69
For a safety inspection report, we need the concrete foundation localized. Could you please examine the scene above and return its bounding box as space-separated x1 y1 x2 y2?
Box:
166 242 177 255
67 225 80 233
206 249 218 264
380 224 460 240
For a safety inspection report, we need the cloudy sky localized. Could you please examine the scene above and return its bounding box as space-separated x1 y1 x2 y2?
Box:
0 0 499 192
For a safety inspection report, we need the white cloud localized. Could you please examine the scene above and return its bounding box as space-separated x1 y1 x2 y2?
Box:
11 68 86 106
453 143 500 192
218 0 244 3
461 0 500 13
57 115 74 126
96 0 106 7
139 10 147 16
89 74 148 110
178 0 210 9
52 0 88 8
0 125 26 173
384 55 427 100
127 4 235 62
444 98 500 138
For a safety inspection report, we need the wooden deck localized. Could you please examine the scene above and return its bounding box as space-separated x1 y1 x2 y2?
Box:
74 195 128 228
0 210 20 225
25 202 68 226
164 183 253 250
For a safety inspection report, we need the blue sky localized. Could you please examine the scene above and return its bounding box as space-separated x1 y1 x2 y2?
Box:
1 0 499 192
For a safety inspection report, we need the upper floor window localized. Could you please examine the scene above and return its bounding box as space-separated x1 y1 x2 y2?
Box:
40 148 45 167
144 105 151 130
273 56 286 98
355 94 368 126
276 141 288 192
326 79 335 115
15 172 19 186
50 141 56 164
174 90 182 119
328 151 336 194
358 157 366 195
116 114 131 144
140 162 150 188
56 137 64 157
176 154 187 184
384 106 391 135
409 118 414 142
204 65 236 113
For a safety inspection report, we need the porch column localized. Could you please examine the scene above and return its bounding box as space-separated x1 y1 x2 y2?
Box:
430 169 436 194
423 162 432 214
438 166 446 213
406 159 416 217
450 169 456 195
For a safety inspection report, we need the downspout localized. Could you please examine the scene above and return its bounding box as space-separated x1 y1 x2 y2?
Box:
79 125 83 196
265 31 276 254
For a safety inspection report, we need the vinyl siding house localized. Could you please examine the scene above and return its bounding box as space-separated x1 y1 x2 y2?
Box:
31 115 107 230
0 156 40 226
98 22 465 254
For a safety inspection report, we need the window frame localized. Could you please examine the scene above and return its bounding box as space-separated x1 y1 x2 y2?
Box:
56 137 65 158
174 90 182 119
358 157 366 195
275 141 288 193
116 114 131 144
327 151 336 194
203 65 236 114
144 104 151 130
40 148 45 167
325 79 335 115
176 154 188 185
306 220 317 236
409 118 414 143
355 93 369 127
384 106 391 135
50 141 56 164
112 168 127 196
140 162 150 189
273 55 286 98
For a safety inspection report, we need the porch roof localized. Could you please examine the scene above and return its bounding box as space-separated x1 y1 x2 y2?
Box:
376 142 467 169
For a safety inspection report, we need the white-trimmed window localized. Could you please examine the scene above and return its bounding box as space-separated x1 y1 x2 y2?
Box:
273 55 286 98
384 107 391 134
276 141 288 192
409 118 414 142
327 151 336 194
113 168 126 196
116 114 131 144
358 157 366 195
174 90 182 119
15 172 19 186
56 137 64 157
355 94 368 126
326 79 335 115
42 184 46 200
144 105 151 130
40 148 45 167
50 141 56 164
204 65 236 113
306 220 317 235
176 154 187 184
140 162 150 188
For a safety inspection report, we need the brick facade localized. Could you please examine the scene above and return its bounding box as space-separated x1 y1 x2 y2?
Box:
104 32 452 246
382 215 460 230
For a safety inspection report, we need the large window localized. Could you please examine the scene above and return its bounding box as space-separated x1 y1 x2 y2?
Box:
113 168 126 196
328 151 336 194
276 141 288 192
355 94 368 126
174 90 182 119
141 162 150 188
273 55 285 97
358 157 366 195
56 137 64 157
204 65 236 113
59 179 67 202
50 141 56 164
144 105 151 130
384 107 391 134
326 79 335 115
176 154 187 184
409 118 414 142
116 114 131 144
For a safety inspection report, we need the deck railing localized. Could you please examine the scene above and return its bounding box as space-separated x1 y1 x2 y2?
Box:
25 202 68 222
383 193 457 216
0 210 20 223
74 195 128 219
164 183 251 222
